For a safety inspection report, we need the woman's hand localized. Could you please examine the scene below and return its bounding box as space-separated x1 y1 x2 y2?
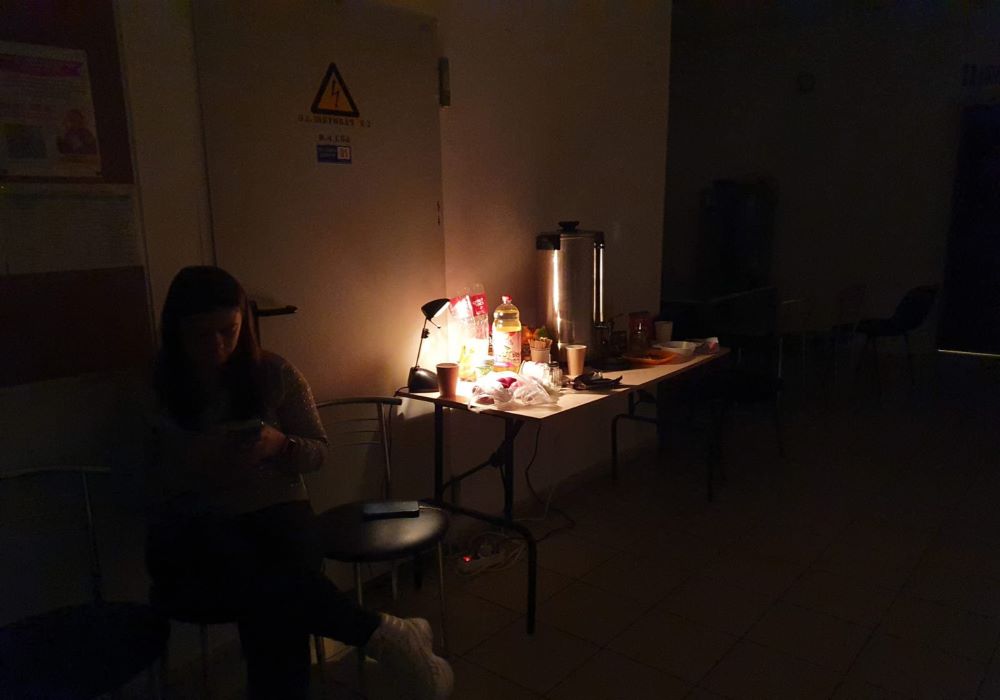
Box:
249 423 289 463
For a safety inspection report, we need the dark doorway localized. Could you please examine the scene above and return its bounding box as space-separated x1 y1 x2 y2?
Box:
939 105 1000 356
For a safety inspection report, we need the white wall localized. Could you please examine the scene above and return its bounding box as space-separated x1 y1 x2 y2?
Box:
116 0 214 317
433 0 672 324
663 2 1000 345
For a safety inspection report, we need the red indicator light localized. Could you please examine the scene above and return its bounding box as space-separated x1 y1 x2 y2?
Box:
462 555 472 562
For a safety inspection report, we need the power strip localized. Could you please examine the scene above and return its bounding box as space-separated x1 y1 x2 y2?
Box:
455 551 506 574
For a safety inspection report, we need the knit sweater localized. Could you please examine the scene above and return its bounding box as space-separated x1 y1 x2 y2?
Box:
149 352 327 519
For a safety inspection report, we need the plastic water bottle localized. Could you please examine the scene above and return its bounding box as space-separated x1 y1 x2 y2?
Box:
467 283 490 340
492 295 522 370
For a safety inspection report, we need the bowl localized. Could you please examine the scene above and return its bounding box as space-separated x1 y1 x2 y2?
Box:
654 340 698 357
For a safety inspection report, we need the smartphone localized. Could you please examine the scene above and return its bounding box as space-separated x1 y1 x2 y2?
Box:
225 419 264 446
361 500 421 521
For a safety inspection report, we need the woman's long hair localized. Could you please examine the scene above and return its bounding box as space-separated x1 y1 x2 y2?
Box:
154 266 263 429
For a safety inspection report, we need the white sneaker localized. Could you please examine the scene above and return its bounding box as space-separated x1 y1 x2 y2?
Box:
366 614 453 700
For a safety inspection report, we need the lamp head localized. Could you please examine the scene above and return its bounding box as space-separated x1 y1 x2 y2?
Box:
421 298 450 321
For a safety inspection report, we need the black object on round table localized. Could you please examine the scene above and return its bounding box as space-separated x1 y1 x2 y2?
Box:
316 501 449 563
0 601 169 699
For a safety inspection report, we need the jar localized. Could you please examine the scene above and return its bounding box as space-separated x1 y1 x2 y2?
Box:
547 361 564 388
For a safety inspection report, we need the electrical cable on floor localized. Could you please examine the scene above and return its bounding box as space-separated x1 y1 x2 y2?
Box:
518 424 576 542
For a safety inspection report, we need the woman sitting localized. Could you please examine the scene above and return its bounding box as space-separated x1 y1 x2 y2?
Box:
145 265 452 699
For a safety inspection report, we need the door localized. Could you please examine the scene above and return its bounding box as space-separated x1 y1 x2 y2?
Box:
193 1 445 398
939 105 1000 356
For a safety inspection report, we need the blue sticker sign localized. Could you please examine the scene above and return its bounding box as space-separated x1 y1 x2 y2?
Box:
317 144 352 164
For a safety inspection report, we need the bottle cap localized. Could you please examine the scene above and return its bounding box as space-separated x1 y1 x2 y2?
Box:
501 295 512 304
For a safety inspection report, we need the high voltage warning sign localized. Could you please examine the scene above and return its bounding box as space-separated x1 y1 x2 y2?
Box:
311 63 359 117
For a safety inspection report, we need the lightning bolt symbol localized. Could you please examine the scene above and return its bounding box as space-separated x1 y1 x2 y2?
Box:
331 82 340 108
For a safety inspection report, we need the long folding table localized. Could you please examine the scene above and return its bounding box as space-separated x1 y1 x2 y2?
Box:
398 350 728 633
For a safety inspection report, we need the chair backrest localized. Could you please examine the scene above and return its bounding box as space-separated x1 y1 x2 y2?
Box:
778 297 809 335
705 287 781 376
833 284 867 330
890 285 938 333
0 466 110 624
315 397 402 499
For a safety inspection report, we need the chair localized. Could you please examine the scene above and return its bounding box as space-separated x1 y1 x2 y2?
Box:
695 287 785 500
0 466 169 699
312 397 450 662
777 296 809 384
828 283 867 385
856 285 938 392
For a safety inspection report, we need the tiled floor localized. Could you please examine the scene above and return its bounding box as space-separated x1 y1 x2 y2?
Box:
189 357 1000 699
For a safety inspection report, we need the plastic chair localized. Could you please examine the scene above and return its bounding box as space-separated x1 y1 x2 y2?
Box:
856 285 938 392
0 466 169 699
312 397 450 663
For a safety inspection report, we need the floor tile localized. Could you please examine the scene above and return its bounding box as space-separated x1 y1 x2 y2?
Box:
462 620 598 695
781 569 895 627
903 563 1000 618
449 657 543 699
537 580 648 645
546 648 689 700
746 601 871 672
979 646 1000 699
727 523 833 566
831 678 913 699
847 633 986 699
535 531 619 579
570 508 660 552
701 640 840 699
581 550 695 605
655 573 777 636
702 550 806 598
620 526 720 567
882 594 1000 663
462 562 573 614
608 610 737 683
921 534 1000 582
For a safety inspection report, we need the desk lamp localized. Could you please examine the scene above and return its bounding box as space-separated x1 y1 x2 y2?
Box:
407 298 450 392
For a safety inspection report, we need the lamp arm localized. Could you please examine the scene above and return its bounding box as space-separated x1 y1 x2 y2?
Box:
413 319 431 368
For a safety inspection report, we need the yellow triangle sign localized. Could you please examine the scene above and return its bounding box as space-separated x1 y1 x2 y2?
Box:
311 63 360 117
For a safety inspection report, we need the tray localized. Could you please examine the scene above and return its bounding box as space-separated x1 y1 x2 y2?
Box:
622 350 681 367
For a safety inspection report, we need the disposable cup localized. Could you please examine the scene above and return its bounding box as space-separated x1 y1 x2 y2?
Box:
565 344 586 379
655 321 674 344
436 363 459 398
530 347 551 363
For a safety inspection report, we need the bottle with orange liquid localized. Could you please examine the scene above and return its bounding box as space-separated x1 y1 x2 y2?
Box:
492 295 522 370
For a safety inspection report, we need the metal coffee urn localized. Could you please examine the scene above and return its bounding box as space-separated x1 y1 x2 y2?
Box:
537 221 605 356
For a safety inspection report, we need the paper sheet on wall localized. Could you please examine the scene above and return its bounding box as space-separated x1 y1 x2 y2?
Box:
0 184 140 274
0 41 102 178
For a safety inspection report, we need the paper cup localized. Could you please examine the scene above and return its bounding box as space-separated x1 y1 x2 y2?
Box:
565 344 586 379
530 347 551 363
655 321 673 344
436 363 459 398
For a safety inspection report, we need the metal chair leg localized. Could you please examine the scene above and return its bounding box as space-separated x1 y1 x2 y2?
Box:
355 563 366 674
904 333 915 386
773 394 786 458
436 542 449 655
159 640 170 699
199 624 210 699
611 414 623 480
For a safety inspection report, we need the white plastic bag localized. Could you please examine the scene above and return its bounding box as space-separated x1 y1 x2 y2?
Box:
468 372 557 410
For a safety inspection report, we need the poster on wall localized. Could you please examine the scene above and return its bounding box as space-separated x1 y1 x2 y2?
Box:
0 41 102 178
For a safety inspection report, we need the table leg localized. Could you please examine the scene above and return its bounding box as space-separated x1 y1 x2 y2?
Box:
502 418 516 522
434 404 444 501
427 410 537 634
